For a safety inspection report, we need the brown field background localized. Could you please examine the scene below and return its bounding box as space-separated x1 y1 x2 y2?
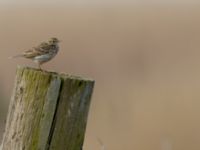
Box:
1 2 200 150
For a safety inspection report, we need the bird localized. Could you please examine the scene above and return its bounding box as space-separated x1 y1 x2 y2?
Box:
10 37 60 69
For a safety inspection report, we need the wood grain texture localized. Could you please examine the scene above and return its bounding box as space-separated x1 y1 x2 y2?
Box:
1 66 94 150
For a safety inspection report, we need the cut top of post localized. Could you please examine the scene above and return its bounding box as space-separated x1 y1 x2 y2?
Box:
17 66 94 81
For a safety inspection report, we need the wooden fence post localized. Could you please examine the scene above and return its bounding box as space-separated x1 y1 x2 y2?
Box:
1 66 95 150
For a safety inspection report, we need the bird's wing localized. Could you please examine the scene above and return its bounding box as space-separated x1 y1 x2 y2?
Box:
23 42 49 58
36 42 51 53
22 49 42 58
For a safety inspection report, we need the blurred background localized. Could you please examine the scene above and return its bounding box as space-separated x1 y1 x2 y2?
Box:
1 0 200 150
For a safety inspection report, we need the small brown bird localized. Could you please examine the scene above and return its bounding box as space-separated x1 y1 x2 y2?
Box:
10 37 60 69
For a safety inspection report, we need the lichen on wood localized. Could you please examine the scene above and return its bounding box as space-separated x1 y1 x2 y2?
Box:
1 66 94 150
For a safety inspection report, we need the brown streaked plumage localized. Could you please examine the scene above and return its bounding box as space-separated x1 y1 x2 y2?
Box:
10 37 60 69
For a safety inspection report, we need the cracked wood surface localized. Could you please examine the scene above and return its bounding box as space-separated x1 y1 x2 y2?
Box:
1 66 94 150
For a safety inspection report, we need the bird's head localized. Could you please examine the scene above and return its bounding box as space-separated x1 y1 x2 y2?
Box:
49 37 60 44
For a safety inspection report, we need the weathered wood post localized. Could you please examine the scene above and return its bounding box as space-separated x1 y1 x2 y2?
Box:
1 66 94 150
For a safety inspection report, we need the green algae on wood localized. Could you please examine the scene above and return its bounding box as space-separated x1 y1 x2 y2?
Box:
1 66 95 150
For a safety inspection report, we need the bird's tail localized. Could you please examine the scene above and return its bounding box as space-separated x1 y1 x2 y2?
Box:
8 54 23 59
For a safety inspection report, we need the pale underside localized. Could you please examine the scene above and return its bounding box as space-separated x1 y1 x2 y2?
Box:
33 53 57 64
